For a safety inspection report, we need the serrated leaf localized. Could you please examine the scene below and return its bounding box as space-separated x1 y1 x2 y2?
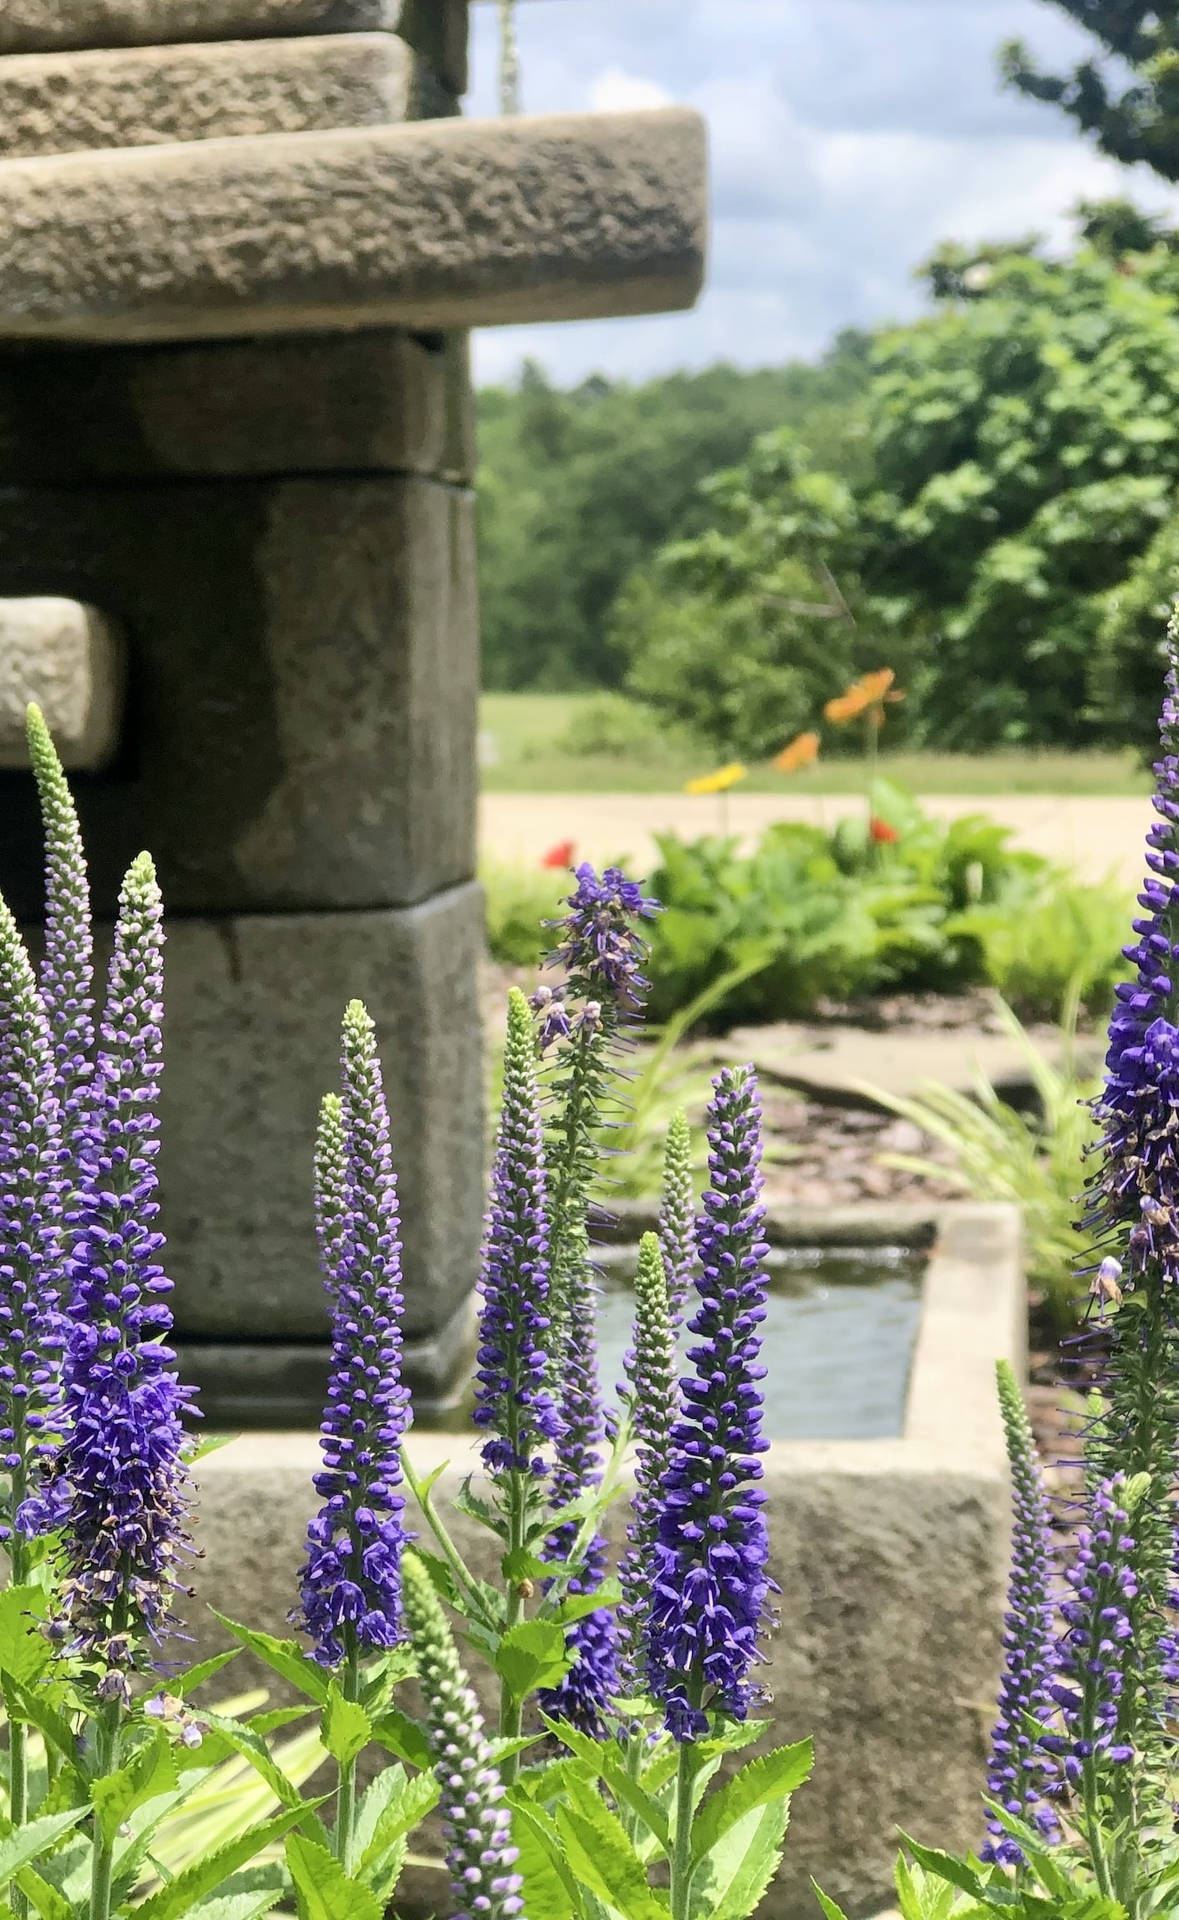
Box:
321 1688 371 1769
189 1893 283 1920
691 1801 788 1920
554 1798 670 1920
689 1738 812 1866
136 1805 318 1920
898 1838 988 1901
209 1616 329 1707
510 1802 580 1916
357 1768 438 1897
13 1862 71 1920
811 1885 850 1920
503 1546 548 1584
173 1651 241 1698
454 1477 503 1534
0 1814 88 1894
369 1708 432 1771
90 1732 180 1847
495 1619 572 1698
2 1679 74 1767
542 1718 669 1854
548 1581 622 1629
285 1834 381 1920
199 1711 309 1811
895 1858 960 1920
0 1588 51 1685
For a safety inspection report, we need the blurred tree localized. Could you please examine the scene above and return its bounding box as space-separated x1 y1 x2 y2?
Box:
1000 3 1179 180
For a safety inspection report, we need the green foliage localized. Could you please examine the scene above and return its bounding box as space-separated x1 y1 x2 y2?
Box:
1000 5 1179 184
482 860 569 967
477 345 873 692
867 993 1099 1330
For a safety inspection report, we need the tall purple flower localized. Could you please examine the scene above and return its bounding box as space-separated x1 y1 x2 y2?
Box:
402 1553 523 1920
981 1361 1060 1866
27 855 192 1696
616 1232 679 1700
0 895 67 1543
647 1065 772 1741
297 1001 410 1668
26 704 94 1170
1044 1475 1138 1787
474 988 558 1476
550 863 658 1010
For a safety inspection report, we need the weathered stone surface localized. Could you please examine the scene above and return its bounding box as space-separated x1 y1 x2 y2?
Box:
0 329 473 483
0 0 400 53
0 475 477 914
397 0 467 96
146 886 484 1344
0 108 707 342
0 35 412 160
182 1204 1020 1917
0 596 122 770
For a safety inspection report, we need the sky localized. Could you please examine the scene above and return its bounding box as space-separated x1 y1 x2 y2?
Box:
466 0 1179 388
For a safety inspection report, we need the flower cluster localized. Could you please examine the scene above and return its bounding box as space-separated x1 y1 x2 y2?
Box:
981 1361 1059 1865
1046 1476 1138 1783
30 855 192 1695
658 1108 695 1329
473 989 558 1476
402 1553 523 1920
297 1003 410 1668
549 862 658 1008
26 703 94 1161
616 1232 679 1699
646 1065 772 1740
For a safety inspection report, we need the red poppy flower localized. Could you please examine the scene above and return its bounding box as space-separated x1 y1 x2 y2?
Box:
541 839 576 869
869 816 899 844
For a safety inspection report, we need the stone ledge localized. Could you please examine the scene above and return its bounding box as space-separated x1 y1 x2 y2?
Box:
0 34 413 159
0 1 401 54
0 107 707 343
0 596 122 770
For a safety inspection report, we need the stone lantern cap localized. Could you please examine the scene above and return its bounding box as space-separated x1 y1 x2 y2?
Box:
0 0 708 345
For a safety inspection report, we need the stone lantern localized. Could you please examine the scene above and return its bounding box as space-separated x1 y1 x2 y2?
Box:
0 0 707 1419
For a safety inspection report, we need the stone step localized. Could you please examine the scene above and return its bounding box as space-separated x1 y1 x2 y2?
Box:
0 106 706 344
0 0 401 55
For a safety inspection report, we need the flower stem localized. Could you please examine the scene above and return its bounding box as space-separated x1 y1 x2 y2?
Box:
670 1742 697 1920
9 1472 29 1919
498 1470 528 1783
335 1635 360 1875
89 1703 121 1920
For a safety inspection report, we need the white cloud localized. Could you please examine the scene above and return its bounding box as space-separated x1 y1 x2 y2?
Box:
586 67 674 114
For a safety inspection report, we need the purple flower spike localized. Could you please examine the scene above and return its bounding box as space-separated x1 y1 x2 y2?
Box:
647 1065 772 1741
297 1001 410 1668
550 862 658 1009
658 1109 695 1329
981 1361 1060 1866
27 854 192 1695
616 1232 679 1700
0 894 67 1540
474 989 559 1476
1043 1475 1138 1787
26 704 94 1156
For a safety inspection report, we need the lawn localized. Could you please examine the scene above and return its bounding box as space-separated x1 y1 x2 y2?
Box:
479 692 1152 796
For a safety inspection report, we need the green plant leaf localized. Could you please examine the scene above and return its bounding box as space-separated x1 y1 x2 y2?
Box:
690 1802 788 1920
173 1651 242 1698
136 1804 318 1920
198 1711 310 1812
369 1708 432 1772
187 1894 283 1920
898 1837 988 1901
11 1866 69 1920
356 1767 438 1895
320 1688 371 1769
495 1619 572 1698
209 1616 330 1707
548 1580 622 1629
90 1732 180 1847
689 1738 812 1866
0 1814 88 1894
541 1718 669 1854
509 1802 579 1918
0 1588 51 1685
553 1797 670 1920
284 1834 382 1920
811 1885 850 1920
895 1856 968 1920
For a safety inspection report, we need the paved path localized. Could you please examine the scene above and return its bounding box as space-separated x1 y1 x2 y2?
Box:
480 791 1154 887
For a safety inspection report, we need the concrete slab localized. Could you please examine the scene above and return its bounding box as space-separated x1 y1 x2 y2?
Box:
0 1 401 53
0 34 412 158
0 596 122 770
0 107 707 343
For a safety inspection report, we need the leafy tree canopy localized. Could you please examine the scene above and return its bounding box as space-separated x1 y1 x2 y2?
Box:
1001 2 1179 181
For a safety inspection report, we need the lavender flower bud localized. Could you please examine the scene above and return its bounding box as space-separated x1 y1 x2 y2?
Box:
658 1110 695 1329
474 989 559 1476
401 1553 523 1920
25 704 94 1160
616 1233 679 1700
296 1002 410 1667
981 1361 1059 1866
647 1065 772 1741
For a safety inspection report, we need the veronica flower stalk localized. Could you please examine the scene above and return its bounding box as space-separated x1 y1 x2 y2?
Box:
646 1065 771 1918
26 703 94 1188
472 990 558 1762
401 1552 524 1920
981 1361 1059 1867
615 1232 679 1704
658 1109 695 1330
295 1001 410 1871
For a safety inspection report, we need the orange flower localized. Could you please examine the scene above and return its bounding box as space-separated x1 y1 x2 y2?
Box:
869 816 899 843
773 731 820 773
823 687 871 723
685 762 747 795
824 668 905 725
541 838 576 869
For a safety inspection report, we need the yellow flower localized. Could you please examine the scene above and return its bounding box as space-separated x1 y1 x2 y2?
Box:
772 731 820 773
685 762 747 795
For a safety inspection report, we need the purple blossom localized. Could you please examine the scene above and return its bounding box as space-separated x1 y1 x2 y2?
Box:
1043 1475 1138 1787
474 989 559 1476
0 895 67 1541
981 1361 1060 1867
647 1065 772 1741
25 855 192 1694
549 863 658 1008
296 1001 410 1668
616 1232 679 1700
402 1553 523 1920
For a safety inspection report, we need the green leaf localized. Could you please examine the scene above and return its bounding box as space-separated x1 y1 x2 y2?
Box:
0 1814 88 1894
509 1801 581 1917
369 1708 432 1772
90 1732 180 1847
12 1863 71 1920
541 1717 669 1854
4 1680 76 1769
0 1588 51 1685
188 1894 283 1920
209 1615 329 1706
190 1433 240 1462
136 1805 318 1920
172 1651 241 1698
811 1886 850 1920
689 1738 813 1866
898 1838 988 1901
495 1619 572 1698
691 1802 788 1920
553 1798 670 1920
284 1835 381 1920
502 1547 548 1584
548 1580 622 1629
320 1688 371 1769
895 1857 966 1920
356 1767 438 1897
